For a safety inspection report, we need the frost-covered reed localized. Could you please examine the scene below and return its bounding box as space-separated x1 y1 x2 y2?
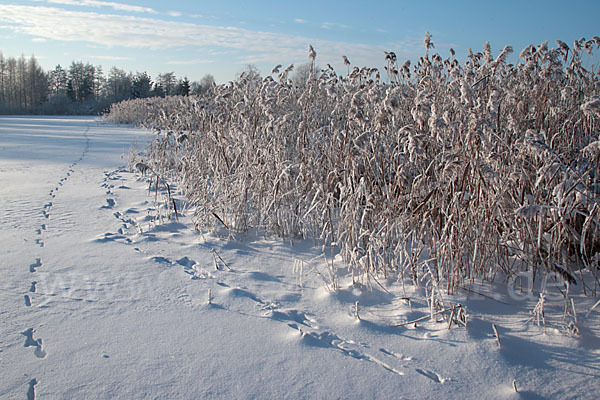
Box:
106 35 600 295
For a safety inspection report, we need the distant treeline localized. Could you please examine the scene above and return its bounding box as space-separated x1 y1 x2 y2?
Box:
0 52 215 115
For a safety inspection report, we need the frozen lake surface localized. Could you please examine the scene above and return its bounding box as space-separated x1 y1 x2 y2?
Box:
1 116 599 399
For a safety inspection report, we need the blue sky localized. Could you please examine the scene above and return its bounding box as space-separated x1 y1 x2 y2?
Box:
1 0 599 83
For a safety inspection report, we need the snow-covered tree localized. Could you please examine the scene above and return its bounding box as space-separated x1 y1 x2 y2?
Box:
132 71 152 99
106 67 132 103
191 74 215 95
48 64 68 97
67 61 95 102
156 72 177 96
176 77 190 96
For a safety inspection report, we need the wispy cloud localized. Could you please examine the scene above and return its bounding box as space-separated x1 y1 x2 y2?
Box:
294 18 306 24
190 13 218 20
0 4 422 69
167 59 215 65
36 0 157 14
320 22 350 30
32 37 47 42
168 10 182 17
89 55 131 60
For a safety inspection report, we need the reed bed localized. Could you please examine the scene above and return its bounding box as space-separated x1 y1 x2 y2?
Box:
106 35 600 296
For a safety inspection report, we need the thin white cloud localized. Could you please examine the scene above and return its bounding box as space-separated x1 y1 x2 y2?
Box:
0 5 422 69
190 13 218 20
38 0 157 14
32 37 47 42
167 59 215 65
320 22 350 30
294 18 306 24
89 55 131 60
168 10 182 17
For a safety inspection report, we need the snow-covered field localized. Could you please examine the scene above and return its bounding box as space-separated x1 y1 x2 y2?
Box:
1 116 599 399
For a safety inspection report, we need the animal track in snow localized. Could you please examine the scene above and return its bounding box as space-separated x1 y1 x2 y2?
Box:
292 323 405 377
269 309 316 328
94 232 132 244
20 125 91 384
379 348 413 361
176 256 196 268
22 328 37 347
29 259 42 273
223 287 265 305
101 198 116 209
415 368 446 383
27 378 37 400
188 254 404 379
150 256 172 265
246 271 283 283
101 170 121 197
174 256 212 279
21 328 47 358
41 203 52 218
259 307 403 377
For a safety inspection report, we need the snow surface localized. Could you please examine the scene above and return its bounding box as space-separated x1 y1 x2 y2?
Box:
1 116 599 399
